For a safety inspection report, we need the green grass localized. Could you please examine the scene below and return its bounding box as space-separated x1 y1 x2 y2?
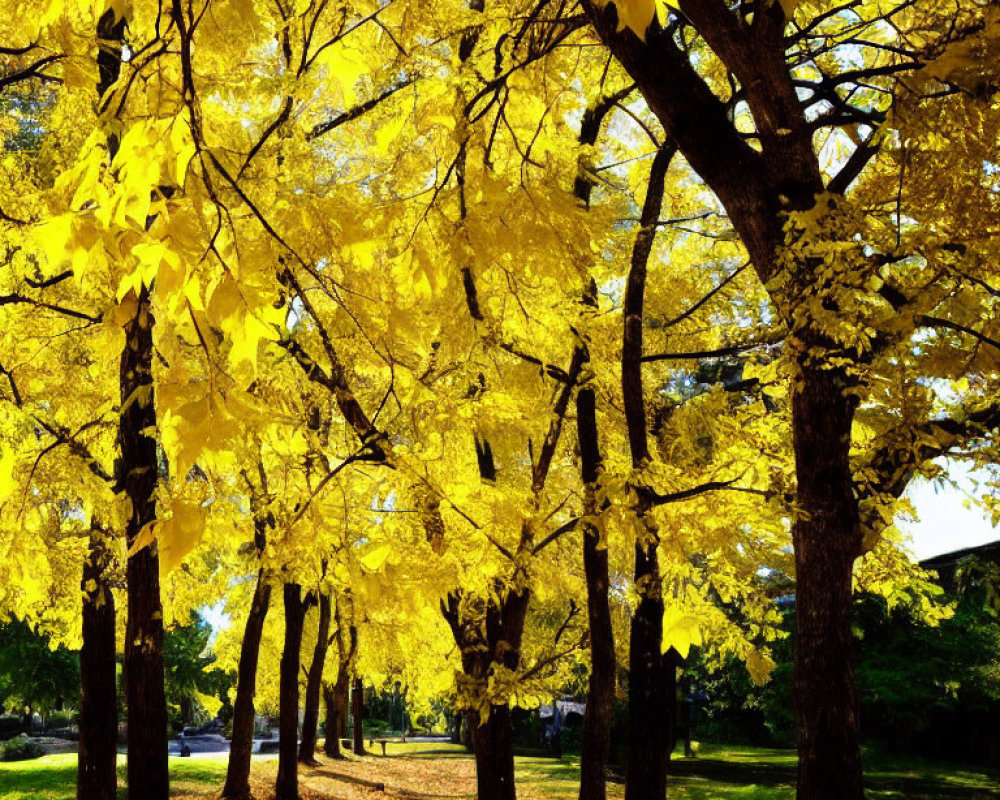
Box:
509 743 1000 800
663 744 1000 800
1 743 997 799
0 753 229 800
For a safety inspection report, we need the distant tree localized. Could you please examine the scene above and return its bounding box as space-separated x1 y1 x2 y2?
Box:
163 612 231 730
682 559 1000 763
855 559 1000 756
0 620 80 722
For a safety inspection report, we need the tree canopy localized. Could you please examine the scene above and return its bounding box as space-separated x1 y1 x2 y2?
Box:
2 1 999 799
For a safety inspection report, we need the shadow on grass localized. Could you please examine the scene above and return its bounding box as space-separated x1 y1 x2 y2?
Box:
667 756 1000 800
0 759 78 799
390 747 475 760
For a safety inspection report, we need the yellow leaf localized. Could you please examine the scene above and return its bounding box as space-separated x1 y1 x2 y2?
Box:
375 112 408 156
360 542 392 572
169 118 196 188
777 0 800 18
0 447 16 501
746 649 776 685
207 275 243 327
599 0 677 41
661 606 702 659
127 520 158 558
229 311 278 371
37 214 74 275
158 498 208 574
317 44 367 107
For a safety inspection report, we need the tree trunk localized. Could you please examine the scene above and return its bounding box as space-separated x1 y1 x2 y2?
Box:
299 592 331 763
625 542 670 800
98 8 168 798
336 680 349 738
222 568 272 799
276 583 306 800
322 682 343 758
619 145 676 800
77 532 117 800
119 287 169 800
461 710 473 750
449 710 462 744
442 588 531 800
351 676 365 755
577 387 614 800
470 704 517 800
324 598 355 758
791 365 864 800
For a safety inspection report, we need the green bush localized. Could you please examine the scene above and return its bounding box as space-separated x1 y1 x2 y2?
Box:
558 723 583 754
2 737 46 761
44 711 76 730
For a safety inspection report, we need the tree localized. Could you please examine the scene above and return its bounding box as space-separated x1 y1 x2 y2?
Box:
6 4 1000 800
163 611 230 729
0 620 80 720
222 502 273 800
322 591 357 760
299 590 331 764
560 2 1000 797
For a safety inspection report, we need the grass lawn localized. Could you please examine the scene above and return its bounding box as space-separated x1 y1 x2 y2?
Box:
0 753 230 800
1 743 997 799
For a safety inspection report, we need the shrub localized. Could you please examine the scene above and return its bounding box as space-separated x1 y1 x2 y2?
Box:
44 711 76 730
2 737 46 761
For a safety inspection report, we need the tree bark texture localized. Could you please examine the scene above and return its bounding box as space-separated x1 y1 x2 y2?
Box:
625 541 669 800
222 567 272 799
573 90 623 800
322 682 345 758
577 387 615 800
77 532 117 800
324 599 356 758
470 704 517 800
276 583 306 800
791 364 864 800
351 676 366 755
97 9 169 800
119 287 169 800
442 588 531 800
299 592 331 763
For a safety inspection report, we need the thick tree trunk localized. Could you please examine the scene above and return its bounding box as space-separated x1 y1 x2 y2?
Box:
336 680 349 738
324 599 355 758
77 533 117 800
276 583 306 800
98 9 168 800
351 676 365 755
470 704 517 800
322 681 344 758
442 589 530 800
584 9 867 800
625 542 670 800
119 287 169 800
449 710 462 744
461 710 473 750
222 568 272 799
299 592 331 764
791 365 864 800
577 387 614 800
